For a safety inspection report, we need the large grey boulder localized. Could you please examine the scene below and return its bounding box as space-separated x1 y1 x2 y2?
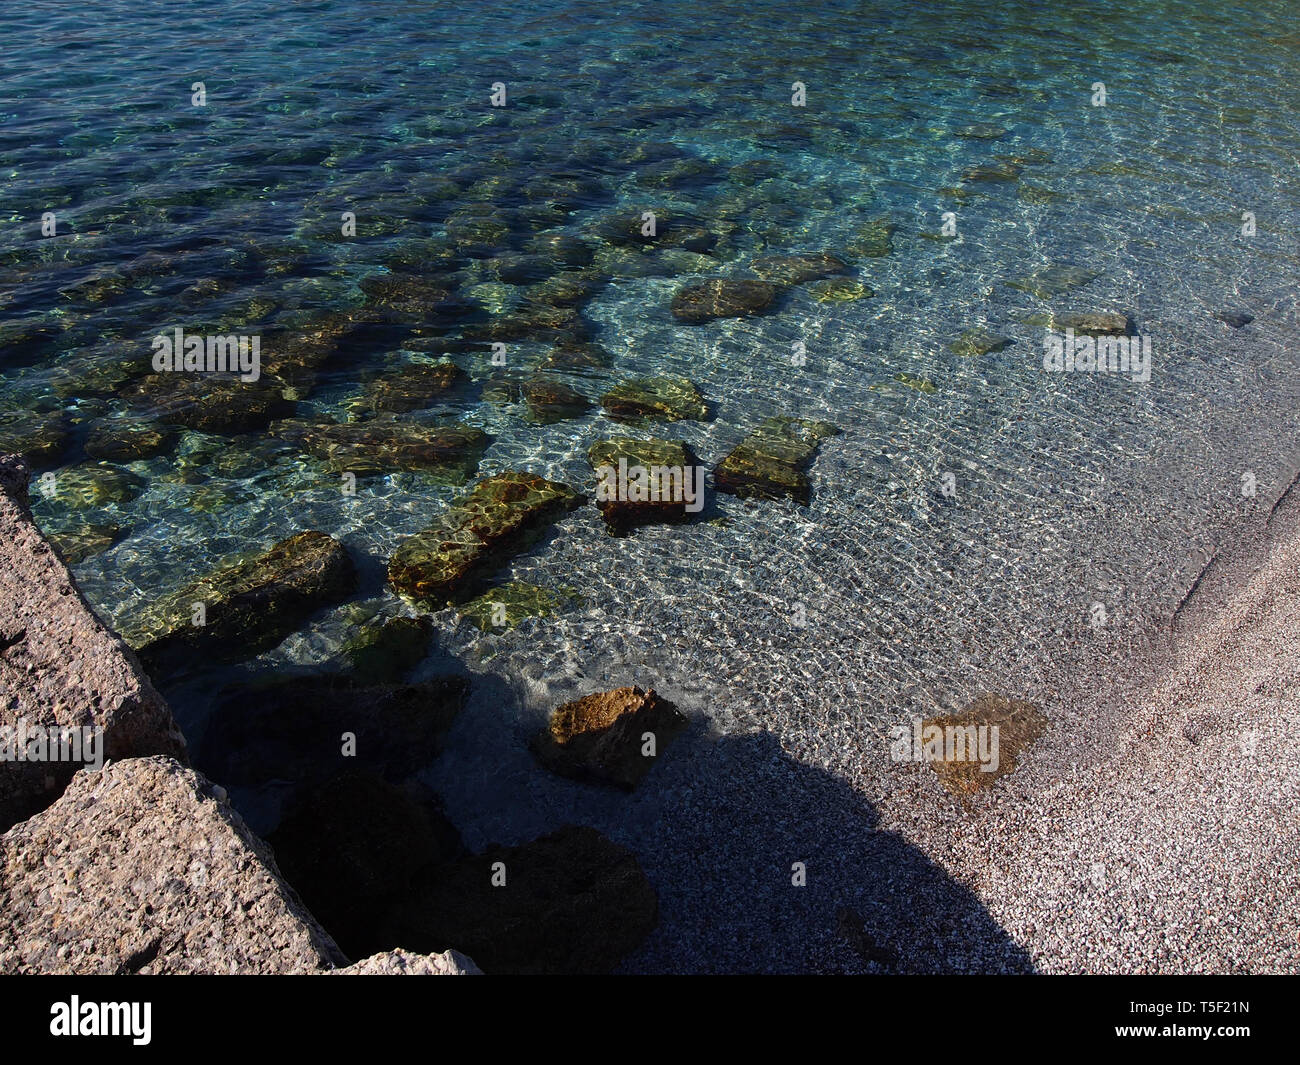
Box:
0 757 347 974
0 454 186 832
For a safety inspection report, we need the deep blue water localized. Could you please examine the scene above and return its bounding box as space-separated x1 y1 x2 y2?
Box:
5 0 1300 969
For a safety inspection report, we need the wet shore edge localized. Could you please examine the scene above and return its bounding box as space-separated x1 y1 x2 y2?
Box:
3 444 1296 974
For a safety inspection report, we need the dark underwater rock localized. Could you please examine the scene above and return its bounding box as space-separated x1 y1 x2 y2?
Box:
531 686 688 790
600 376 709 423
122 531 357 671
670 278 781 323
387 471 582 607
588 436 699 534
200 673 465 790
714 417 841 505
273 418 489 480
521 376 592 424
750 252 848 285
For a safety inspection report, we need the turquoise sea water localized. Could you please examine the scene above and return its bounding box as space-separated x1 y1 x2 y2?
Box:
5 0 1300 969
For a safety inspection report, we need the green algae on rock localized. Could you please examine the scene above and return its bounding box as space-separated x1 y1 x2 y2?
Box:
949 328 1013 357
714 416 841 505
44 521 126 565
342 615 434 683
531 686 688 791
457 581 580 632
1007 264 1101 298
387 471 582 607
750 252 848 285
273 418 489 480
587 435 699 534
521 376 592 424
809 277 874 302
847 218 896 258
600 375 708 423
44 463 146 509
670 278 781 323
123 531 357 671
350 359 468 415
1049 310 1134 335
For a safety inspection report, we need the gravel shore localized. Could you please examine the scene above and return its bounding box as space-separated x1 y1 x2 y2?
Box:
894 477 1300 974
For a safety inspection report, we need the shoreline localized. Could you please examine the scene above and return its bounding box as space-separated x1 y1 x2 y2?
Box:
3 447 1296 973
880 467 1300 973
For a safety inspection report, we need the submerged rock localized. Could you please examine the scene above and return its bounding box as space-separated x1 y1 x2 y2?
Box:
922 693 1048 795
588 436 699 534
123 531 358 672
350 360 468 414
387 825 658 975
714 417 841 505
953 123 1008 140
890 372 938 394
462 303 590 345
0 411 69 469
360 272 474 323
949 328 1013 357
45 521 126 564
457 581 579 632
600 375 709 423
268 769 466 962
200 674 465 790
538 340 613 373
961 161 1022 183
1007 265 1100 298
521 376 592 424
274 418 489 480
809 277 874 302
259 313 356 398
126 374 294 435
847 218 896 258
342 615 434 683
1050 311 1134 335
388 471 582 607
750 252 848 285
84 420 175 462
42 463 146 509
1017 183 1059 206
524 232 597 268
670 278 780 323
591 208 716 253
532 686 688 790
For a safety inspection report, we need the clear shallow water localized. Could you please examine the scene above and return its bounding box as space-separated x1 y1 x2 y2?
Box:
5 0 1300 967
